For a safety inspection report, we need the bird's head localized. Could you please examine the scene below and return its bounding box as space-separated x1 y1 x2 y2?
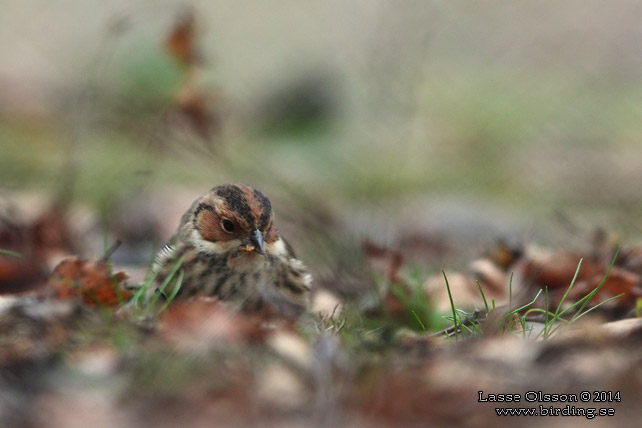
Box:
184 184 279 256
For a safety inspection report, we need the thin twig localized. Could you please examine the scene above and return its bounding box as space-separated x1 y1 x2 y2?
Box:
101 239 122 262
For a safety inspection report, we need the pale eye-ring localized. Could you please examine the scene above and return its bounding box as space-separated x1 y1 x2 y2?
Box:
221 219 235 233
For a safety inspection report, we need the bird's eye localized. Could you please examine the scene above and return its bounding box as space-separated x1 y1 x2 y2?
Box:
221 219 235 233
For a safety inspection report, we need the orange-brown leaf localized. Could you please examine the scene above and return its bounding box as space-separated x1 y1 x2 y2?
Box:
519 253 603 290
164 9 199 66
47 258 130 308
570 267 642 308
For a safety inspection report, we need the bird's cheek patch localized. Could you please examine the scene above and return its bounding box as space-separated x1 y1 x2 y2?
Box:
197 209 223 242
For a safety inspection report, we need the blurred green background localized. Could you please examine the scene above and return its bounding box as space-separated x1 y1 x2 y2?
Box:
2 0 642 269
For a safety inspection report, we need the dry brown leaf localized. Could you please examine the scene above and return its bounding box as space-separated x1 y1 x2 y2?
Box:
163 7 221 142
569 267 642 309
516 251 642 312
164 8 200 66
0 204 76 294
518 252 604 290
47 258 130 308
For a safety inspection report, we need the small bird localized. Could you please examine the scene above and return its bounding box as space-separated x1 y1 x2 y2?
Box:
151 184 312 317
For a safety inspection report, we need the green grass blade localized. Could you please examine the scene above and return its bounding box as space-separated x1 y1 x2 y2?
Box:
442 270 459 340
476 280 490 314
553 250 620 322
554 258 583 317
544 286 549 338
146 254 186 314
158 269 185 313
505 289 543 317
0 249 22 258
130 268 160 306
570 248 620 322
411 310 427 332
571 293 624 322
508 271 514 312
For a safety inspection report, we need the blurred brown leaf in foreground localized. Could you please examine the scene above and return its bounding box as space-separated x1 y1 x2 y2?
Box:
158 297 277 350
0 204 77 294
0 297 78 368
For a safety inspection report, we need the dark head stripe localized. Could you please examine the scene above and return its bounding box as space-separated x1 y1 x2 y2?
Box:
253 188 272 230
193 202 214 219
215 185 255 228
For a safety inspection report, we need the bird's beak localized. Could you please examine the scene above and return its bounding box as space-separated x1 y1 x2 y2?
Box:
249 229 265 255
